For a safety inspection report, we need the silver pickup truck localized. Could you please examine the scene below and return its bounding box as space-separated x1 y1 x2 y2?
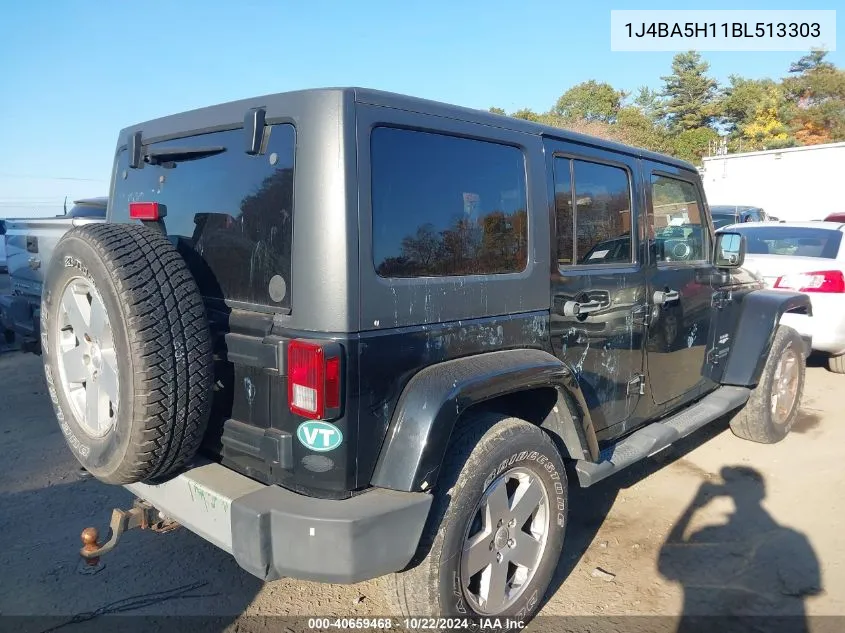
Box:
1 197 107 350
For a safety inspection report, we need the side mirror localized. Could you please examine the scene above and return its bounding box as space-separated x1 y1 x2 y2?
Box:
714 231 746 268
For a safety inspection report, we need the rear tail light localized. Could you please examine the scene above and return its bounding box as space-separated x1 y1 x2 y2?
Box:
287 340 343 419
129 201 165 221
774 270 845 293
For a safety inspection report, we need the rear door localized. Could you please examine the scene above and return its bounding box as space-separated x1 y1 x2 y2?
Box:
545 139 647 437
644 163 716 406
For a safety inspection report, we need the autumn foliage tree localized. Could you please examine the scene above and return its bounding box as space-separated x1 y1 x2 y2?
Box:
489 49 844 165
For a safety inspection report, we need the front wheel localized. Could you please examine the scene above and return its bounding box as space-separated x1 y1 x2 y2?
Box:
729 325 805 444
389 414 567 623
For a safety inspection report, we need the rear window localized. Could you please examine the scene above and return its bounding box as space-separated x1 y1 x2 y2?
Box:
732 226 843 259
110 124 295 310
371 127 528 278
712 213 737 230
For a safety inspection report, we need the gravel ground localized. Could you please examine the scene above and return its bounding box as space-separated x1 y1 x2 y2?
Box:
0 328 843 631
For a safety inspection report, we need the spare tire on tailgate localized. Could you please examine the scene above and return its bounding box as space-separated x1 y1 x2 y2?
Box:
41 223 213 484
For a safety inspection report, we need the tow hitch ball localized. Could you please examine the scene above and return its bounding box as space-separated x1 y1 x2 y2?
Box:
79 500 179 567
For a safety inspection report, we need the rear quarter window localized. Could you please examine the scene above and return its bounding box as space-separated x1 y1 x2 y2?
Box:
371 127 528 278
110 124 295 310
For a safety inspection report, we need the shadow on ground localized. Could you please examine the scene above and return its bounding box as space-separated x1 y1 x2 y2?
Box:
544 415 821 631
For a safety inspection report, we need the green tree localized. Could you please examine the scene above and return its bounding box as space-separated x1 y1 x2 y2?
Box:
553 80 627 122
488 106 506 115
782 49 845 144
719 76 780 133
512 108 541 121
632 86 664 123
660 51 718 131
616 106 670 153
718 76 792 150
789 49 834 74
672 127 719 164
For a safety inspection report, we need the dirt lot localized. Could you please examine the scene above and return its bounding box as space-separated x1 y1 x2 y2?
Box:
0 310 843 629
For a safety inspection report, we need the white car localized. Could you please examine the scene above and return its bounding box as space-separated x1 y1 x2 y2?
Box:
724 221 845 372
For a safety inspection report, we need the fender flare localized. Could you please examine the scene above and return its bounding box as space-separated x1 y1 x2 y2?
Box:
370 349 598 492
722 289 811 387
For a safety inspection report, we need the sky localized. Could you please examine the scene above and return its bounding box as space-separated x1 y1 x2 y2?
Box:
0 0 841 218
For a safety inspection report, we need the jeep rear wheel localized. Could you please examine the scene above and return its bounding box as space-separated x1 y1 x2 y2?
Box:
729 325 804 444
42 223 213 484
389 414 567 622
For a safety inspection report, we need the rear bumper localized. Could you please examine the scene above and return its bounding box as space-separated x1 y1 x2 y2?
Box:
126 461 432 584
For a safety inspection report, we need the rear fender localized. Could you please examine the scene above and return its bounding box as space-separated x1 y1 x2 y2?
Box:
370 349 598 492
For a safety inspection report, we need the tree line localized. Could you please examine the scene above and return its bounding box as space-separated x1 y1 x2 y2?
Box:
489 50 845 164
377 210 528 277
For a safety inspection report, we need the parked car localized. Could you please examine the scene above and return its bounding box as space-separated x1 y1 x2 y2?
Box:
60 197 108 219
41 89 809 625
710 205 768 229
824 212 845 223
722 221 845 373
0 197 107 351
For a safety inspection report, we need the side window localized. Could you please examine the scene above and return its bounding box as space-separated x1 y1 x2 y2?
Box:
554 157 632 267
651 174 708 263
371 127 528 278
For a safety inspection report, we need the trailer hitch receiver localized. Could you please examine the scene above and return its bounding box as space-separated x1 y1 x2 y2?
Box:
79 500 179 565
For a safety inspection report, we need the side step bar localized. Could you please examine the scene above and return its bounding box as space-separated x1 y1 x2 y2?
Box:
575 386 751 487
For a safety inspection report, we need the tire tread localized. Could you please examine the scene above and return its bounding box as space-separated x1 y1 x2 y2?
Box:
389 414 563 618
729 325 804 444
55 223 212 483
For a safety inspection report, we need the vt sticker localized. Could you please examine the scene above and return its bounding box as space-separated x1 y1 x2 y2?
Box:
296 420 343 452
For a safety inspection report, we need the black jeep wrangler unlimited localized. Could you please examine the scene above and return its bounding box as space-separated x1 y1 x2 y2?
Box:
41 88 811 622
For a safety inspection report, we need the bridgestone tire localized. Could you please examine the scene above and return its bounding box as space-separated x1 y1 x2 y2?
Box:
729 325 805 444
389 414 567 623
41 224 213 484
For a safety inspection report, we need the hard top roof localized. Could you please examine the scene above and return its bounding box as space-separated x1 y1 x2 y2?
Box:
116 87 696 172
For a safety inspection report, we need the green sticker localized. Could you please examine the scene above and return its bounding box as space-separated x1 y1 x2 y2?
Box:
296 420 343 452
